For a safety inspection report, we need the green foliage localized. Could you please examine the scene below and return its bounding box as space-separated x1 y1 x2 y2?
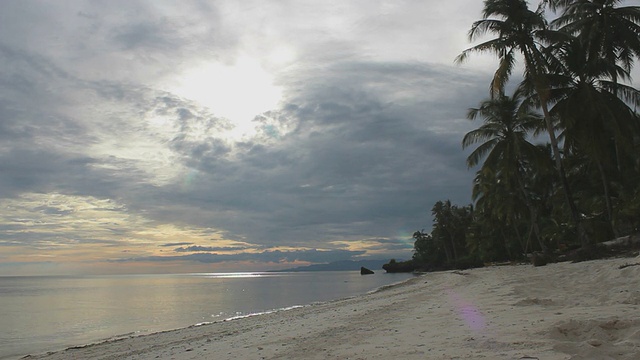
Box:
453 255 484 270
410 0 640 268
382 259 416 273
412 202 477 271
412 231 446 268
617 178 640 235
430 200 473 263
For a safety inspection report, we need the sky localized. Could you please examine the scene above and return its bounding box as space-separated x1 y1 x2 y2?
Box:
2 1 636 275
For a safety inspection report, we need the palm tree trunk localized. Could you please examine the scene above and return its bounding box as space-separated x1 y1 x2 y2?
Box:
524 47 589 247
530 212 543 252
441 238 452 263
514 168 546 252
538 97 589 247
525 223 533 254
501 228 513 260
512 222 525 257
449 233 459 261
596 160 619 238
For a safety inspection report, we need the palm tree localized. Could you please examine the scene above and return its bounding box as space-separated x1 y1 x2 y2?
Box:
431 200 473 263
541 0 640 239
456 0 589 247
545 33 640 237
463 91 547 251
548 0 640 81
551 0 640 183
547 0 640 175
463 92 542 170
471 166 529 257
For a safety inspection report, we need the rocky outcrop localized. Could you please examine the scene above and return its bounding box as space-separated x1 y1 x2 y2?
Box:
360 267 374 275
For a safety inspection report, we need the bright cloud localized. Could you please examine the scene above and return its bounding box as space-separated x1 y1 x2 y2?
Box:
0 0 504 275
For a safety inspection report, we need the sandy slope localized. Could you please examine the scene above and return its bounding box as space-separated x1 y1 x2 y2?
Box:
26 255 640 360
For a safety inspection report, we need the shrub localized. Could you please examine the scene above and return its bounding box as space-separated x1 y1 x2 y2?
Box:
454 255 484 270
382 259 416 273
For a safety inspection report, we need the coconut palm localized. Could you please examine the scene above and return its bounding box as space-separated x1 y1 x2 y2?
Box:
547 0 640 179
431 200 473 263
463 92 542 170
548 0 640 80
545 32 640 237
471 166 530 257
463 91 547 251
456 0 589 247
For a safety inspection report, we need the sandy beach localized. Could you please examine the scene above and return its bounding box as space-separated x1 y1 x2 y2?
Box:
26 255 640 360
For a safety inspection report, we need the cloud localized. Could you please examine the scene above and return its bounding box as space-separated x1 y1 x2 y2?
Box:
159 242 193 248
116 248 367 264
132 60 485 246
0 0 498 274
0 47 484 252
174 245 250 253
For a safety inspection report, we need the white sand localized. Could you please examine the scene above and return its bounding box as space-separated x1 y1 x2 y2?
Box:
26 255 640 360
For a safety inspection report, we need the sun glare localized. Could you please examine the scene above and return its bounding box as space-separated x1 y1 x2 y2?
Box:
171 57 283 140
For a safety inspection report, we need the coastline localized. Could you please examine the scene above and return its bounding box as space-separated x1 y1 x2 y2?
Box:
25 255 640 360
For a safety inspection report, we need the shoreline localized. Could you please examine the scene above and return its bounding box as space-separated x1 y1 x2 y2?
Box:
0 271 415 360
19 276 426 360
24 275 422 358
24 256 640 359
2 271 412 360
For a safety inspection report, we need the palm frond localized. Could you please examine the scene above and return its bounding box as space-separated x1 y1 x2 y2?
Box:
466 139 499 168
491 49 516 97
463 128 497 149
599 80 640 107
469 19 506 41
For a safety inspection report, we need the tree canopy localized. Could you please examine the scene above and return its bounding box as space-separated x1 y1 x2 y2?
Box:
410 0 640 271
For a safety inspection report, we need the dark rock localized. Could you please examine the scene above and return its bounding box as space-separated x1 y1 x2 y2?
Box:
360 266 374 275
532 252 548 267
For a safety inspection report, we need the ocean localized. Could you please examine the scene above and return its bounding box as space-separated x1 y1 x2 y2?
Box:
0 271 414 359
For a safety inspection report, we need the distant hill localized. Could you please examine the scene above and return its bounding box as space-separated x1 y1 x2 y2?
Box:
271 259 397 272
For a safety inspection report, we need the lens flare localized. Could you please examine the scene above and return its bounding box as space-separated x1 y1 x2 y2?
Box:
180 168 199 191
447 288 486 331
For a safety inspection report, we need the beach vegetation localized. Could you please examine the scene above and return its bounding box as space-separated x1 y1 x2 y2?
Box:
382 259 417 273
407 0 640 271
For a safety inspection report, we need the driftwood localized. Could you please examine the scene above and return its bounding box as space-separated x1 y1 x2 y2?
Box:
601 234 640 248
619 262 640 269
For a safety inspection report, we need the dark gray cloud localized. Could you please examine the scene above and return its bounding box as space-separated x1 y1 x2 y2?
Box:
0 0 499 273
133 61 485 247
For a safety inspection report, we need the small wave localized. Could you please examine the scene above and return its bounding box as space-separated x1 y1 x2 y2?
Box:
193 322 212 327
367 274 422 294
108 331 139 339
222 305 306 322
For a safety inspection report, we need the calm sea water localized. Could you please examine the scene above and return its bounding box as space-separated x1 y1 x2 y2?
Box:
0 271 413 359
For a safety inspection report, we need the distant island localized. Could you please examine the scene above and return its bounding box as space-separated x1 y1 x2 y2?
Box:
270 259 400 272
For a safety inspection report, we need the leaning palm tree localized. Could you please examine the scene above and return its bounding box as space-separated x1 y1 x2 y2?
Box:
463 91 547 251
456 0 588 247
